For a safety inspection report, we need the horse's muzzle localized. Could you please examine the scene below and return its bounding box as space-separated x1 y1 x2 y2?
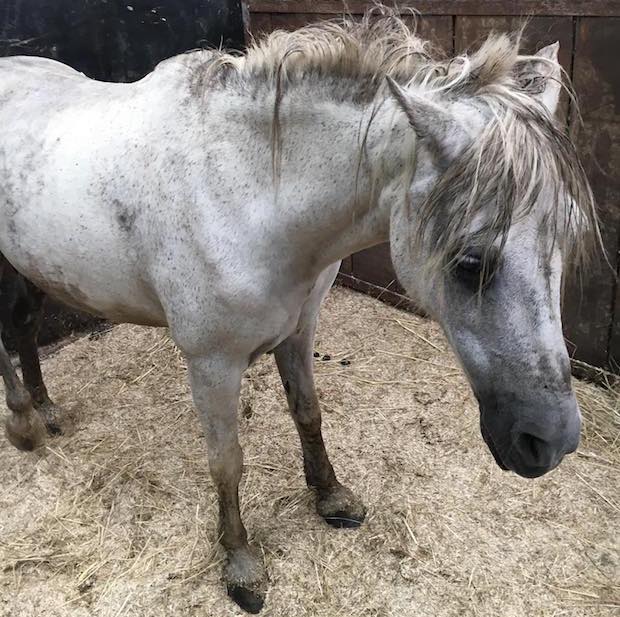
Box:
479 400 581 478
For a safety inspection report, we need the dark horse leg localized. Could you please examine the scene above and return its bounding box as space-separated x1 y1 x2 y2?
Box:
274 316 366 528
0 256 47 449
0 255 60 447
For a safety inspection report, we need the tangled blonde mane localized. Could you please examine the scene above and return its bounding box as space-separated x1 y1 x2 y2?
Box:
195 6 598 274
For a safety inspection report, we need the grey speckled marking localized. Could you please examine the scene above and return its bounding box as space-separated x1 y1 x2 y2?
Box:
113 199 137 234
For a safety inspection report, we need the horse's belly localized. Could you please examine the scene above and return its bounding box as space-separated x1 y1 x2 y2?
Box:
1 238 166 326
0 194 167 327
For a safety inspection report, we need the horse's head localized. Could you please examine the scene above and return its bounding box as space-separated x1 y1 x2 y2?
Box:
387 39 597 478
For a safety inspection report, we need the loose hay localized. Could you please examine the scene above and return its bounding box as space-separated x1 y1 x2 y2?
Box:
0 287 618 617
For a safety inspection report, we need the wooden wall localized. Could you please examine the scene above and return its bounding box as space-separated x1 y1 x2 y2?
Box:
244 0 620 371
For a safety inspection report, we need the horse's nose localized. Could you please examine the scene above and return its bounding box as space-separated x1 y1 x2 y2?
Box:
511 410 581 477
514 431 555 470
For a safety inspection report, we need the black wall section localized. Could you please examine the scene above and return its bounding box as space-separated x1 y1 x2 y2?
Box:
0 0 244 80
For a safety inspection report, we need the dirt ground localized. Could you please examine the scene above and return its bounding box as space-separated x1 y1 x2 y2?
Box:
0 286 618 617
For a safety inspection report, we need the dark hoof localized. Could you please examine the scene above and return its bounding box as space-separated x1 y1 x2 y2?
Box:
10 435 37 451
323 510 365 529
5 416 45 451
227 584 265 613
45 422 63 436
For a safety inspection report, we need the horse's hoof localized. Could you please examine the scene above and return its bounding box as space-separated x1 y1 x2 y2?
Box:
227 584 265 613
5 414 46 451
317 483 367 529
35 401 64 436
224 546 266 613
322 510 365 528
45 421 63 436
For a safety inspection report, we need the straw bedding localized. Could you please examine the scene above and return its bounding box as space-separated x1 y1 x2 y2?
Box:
0 286 618 616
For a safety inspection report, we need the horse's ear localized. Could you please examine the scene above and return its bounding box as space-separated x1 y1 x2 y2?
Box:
515 42 562 115
386 76 460 152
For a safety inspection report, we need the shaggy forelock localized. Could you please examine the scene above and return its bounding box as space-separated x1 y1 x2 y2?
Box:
418 94 597 280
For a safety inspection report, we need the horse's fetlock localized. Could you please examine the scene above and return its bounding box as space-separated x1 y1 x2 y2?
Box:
6 384 33 414
35 400 64 436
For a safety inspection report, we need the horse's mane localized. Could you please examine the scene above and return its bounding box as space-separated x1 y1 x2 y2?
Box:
193 6 598 273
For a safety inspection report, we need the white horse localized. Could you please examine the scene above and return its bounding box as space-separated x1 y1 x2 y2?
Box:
0 11 597 613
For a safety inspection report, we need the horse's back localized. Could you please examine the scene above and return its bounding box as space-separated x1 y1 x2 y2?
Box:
0 55 89 110
0 55 85 80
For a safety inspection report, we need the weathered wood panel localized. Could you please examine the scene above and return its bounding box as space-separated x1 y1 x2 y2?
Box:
405 14 454 51
271 12 333 30
567 18 620 367
247 11 335 37
248 1 620 17
248 12 273 37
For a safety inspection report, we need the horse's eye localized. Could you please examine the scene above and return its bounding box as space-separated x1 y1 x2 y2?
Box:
452 248 498 291
456 252 483 274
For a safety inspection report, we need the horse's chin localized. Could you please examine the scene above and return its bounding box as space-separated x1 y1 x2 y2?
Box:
480 418 509 471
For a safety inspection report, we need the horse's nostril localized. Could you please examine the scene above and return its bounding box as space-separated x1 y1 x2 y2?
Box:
516 432 549 467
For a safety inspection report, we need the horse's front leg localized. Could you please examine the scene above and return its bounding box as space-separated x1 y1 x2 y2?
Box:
274 318 367 528
186 354 266 614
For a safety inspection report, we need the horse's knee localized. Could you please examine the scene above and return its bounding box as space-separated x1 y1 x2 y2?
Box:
208 439 243 482
290 392 321 428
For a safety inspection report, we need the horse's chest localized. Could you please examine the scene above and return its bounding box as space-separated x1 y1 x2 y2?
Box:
246 281 319 362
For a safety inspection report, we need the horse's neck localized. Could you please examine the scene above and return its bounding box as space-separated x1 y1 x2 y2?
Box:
218 91 417 273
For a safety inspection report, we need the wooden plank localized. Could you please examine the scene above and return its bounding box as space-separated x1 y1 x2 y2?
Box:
404 14 453 51
566 17 620 368
455 16 573 66
247 1 620 18
248 11 453 48
339 256 353 276
270 12 334 30
351 243 406 297
247 12 273 37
